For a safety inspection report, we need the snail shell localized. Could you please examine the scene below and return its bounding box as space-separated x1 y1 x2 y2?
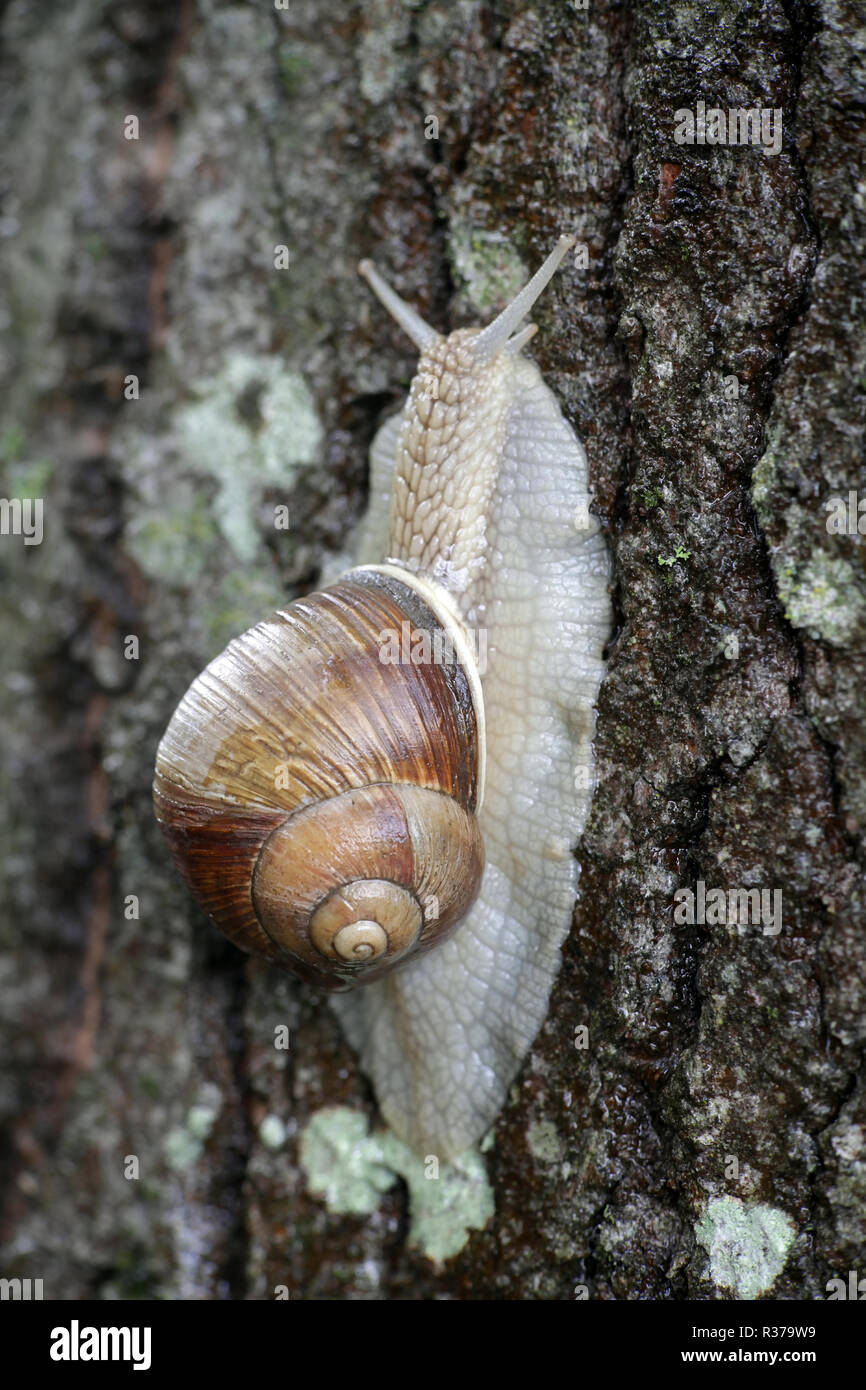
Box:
154 566 485 990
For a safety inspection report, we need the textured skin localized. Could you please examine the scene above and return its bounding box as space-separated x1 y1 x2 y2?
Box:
334 328 611 1157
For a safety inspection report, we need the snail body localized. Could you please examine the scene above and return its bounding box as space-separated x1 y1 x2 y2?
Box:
154 236 611 1157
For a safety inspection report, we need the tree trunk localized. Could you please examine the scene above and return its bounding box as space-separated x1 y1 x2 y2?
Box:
1 0 863 1300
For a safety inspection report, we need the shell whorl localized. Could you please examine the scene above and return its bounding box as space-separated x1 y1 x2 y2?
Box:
153 568 484 989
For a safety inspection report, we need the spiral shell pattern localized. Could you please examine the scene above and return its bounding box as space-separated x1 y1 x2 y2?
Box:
153 568 484 989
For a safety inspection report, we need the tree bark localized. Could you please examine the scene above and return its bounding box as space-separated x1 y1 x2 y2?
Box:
1 0 863 1299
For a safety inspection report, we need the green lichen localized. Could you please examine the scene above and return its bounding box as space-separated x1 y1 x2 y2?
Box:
658 543 692 567
277 49 310 97
751 443 784 528
3 457 54 498
137 1073 161 1101
124 355 321 586
299 1106 494 1264
163 1127 202 1171
299 1109 394 1215
776 549 866 646
258 1115 287 1151
695 1196 795 1298
163 1101 219 1171
357 1 411 104
0 425 26 465
80 233 108 261
447 225 527 319
187 1105 217 1141
527 1118 565 1164
125 487 218 585
0 425 54 498
175 354 322 565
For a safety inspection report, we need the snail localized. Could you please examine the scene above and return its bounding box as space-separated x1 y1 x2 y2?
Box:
154 234 611 1158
